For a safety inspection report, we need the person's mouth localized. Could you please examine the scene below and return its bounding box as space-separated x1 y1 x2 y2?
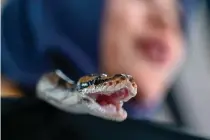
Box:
135 37 170 65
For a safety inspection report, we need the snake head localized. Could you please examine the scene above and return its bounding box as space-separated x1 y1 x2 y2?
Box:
76 73 137 121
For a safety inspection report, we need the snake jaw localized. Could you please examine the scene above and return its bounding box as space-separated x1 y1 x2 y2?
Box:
78 77 137 121
37 71 137 121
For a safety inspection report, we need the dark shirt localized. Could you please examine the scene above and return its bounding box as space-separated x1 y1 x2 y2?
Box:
2 98 207 140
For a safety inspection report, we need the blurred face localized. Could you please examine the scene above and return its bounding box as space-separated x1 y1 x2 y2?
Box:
100 0 184 105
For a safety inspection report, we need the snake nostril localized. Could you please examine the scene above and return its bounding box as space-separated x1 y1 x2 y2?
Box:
129 77 134 82
82 98 91 103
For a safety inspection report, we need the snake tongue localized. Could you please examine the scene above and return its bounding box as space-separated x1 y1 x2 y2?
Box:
97 98 121 111
94 88 129 111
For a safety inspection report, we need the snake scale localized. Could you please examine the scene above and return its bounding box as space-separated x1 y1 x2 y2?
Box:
36 70 137 121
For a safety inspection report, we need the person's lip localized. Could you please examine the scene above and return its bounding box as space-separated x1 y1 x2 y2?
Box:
135 37 170 65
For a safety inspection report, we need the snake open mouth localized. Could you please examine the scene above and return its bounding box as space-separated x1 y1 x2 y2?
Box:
88 88 132 113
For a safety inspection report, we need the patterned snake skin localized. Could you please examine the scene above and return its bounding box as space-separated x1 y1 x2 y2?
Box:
36 70 137 121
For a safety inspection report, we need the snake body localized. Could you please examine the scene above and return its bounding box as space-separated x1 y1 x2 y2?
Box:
36 70 137 121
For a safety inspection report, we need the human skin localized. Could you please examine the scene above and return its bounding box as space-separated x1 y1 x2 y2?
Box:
99 0 184 106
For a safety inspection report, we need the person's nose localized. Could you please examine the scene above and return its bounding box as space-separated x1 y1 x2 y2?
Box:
146 9 168 32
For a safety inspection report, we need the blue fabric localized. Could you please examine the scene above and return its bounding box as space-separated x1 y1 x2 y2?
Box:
2 0 105 90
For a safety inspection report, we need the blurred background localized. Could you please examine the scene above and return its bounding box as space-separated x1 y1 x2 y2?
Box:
1 0 210 139
152 1 210 138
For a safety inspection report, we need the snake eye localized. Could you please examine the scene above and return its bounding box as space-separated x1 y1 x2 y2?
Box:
79 80 94 89
81 82 89 87
78 82 89 89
